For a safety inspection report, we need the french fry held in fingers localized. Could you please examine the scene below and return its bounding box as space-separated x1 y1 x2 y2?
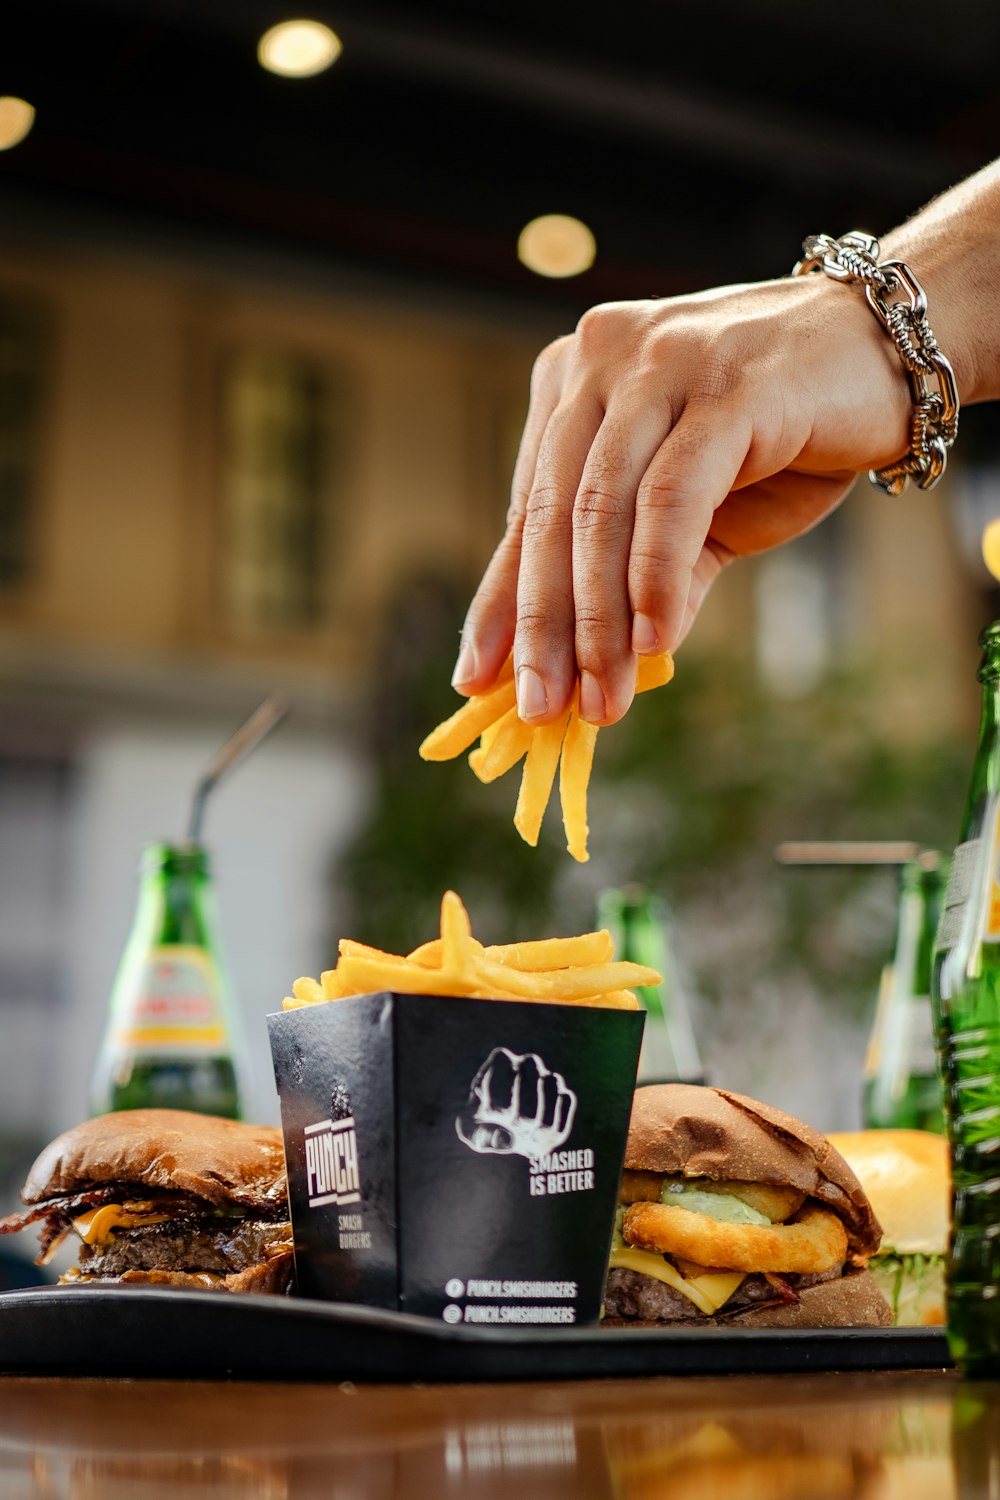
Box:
282 891 659 1011
559 701 599 864
420 652 674 861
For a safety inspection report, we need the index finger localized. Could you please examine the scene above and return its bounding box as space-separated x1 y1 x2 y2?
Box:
454 337 572 697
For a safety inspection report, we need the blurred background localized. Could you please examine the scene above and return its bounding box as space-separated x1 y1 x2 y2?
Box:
2 0 1000 1233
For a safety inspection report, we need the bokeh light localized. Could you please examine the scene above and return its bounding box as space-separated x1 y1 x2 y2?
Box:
982 518 1000 582
517 214 596 278
0 98 36 152
257 19 342 78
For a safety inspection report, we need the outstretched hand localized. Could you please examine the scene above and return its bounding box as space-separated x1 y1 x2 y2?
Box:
453 272 910 727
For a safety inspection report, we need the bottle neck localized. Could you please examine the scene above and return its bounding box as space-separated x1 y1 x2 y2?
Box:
132 842 214 948
960 658 1000 843
894 863 945 997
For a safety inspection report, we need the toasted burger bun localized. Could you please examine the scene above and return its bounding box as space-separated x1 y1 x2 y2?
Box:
4 1111 294 1297
22 1110 287 1212
625 1086 882 1258
826 1130 948 1256
604 1266 892 1329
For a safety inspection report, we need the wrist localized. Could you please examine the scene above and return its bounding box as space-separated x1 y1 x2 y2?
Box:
882 161 1000 407
792 242 943 488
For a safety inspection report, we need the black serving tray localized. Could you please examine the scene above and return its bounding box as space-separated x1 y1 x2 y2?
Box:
0 1287 951 1382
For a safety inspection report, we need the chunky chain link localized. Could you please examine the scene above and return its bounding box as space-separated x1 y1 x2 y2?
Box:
793 231 959 495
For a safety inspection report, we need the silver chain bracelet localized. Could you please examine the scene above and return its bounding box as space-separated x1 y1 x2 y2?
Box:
792 231 959 495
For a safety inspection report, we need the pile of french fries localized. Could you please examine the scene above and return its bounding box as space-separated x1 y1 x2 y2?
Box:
283 891 662 1011
419 653 674 862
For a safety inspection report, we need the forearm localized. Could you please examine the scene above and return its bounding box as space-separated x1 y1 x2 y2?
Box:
883 159 1000 406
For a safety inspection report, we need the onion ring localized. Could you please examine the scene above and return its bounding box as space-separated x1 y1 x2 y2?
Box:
622 1201 848 1274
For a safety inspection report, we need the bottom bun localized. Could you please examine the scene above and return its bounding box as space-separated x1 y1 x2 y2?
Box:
604 1267 891 1330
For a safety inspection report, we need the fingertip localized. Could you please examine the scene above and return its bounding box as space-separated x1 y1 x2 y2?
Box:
450 641 477 693
515 662 575 724
630 611 660 655
578 670 605 725
453 624 515 697
579 664 635 726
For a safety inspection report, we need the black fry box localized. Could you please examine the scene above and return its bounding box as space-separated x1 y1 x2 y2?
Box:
268 993 643 1327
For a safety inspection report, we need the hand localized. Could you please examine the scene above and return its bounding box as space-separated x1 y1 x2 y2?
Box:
456 1047 577 1158
453 273 910 727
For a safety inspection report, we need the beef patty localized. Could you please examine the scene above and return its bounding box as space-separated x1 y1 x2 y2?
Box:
604 1264 842 1323
79 1216 293 1278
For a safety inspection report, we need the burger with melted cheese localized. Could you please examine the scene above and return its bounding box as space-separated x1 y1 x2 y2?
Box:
0 1109 294 1294
604 1085 891 1327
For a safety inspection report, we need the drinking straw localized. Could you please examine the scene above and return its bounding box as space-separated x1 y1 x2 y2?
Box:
187 696 289 843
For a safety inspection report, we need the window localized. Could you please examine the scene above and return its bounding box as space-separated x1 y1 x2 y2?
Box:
0 294 48 589
218 346 347 632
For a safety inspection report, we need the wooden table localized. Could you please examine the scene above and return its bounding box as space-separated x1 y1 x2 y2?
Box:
0 1367 992 1498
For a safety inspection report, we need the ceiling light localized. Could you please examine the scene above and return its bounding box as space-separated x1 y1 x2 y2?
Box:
518 214 596 279
0 98 35 152
258 19 342 78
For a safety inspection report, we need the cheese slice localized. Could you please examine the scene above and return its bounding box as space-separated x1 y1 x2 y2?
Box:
609 1246 746 1316
71 1202 171 1247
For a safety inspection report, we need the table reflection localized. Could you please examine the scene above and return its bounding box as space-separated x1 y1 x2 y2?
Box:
0 1369 995 1500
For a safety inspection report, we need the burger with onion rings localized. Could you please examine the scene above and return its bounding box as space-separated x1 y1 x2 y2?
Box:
603 1085 892 1327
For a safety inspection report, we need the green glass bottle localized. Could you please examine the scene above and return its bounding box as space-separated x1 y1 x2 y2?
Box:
933 621 1000 1376
597 884 705 1086
863 852 946 1132
89 843 247 1119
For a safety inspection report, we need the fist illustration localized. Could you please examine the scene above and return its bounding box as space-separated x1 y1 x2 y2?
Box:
456 1047 576 1158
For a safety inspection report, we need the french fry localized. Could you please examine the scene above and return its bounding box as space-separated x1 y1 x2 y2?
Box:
472 954 661 1002
409 930 614 971
420 650 674 857
440 888 478 972
475 706 534 783
514 710 570 847
487 931 614 970
405 939 440 966
636 652 674 693
337 954 478 997
559 702 599 863
339 938 408 964
468 718 502 781
292 976 325 1003
283 891 662 1012
418 678 517 761
564 989 641 1010
320 967 353 1000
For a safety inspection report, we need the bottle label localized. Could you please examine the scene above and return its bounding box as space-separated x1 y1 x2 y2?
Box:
115 945 230 1057
986 803 1000 941
937 838 980 952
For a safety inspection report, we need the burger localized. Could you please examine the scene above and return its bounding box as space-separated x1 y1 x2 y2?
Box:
603 1085 891 1327
0 1109 294 1294
827 1129 948 1326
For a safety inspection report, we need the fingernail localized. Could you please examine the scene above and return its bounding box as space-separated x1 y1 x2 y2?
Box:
579 670 606 724
451 642 476 690
516 666 548 721
632 612 659 654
